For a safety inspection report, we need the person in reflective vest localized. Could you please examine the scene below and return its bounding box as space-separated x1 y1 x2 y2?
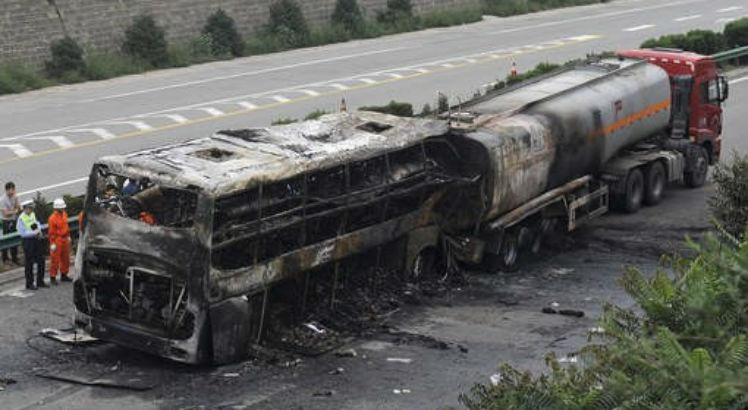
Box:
17 200 46 290
48 198 71 284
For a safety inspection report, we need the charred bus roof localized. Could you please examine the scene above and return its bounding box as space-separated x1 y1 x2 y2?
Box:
95 111 449 197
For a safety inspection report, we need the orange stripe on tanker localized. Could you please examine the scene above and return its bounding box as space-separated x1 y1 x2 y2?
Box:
588 98 671 140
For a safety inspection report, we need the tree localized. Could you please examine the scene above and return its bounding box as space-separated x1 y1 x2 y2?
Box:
45 37 86 78
122 15 169 67
203 9 244 57
267 0 310 47
332 0 364 32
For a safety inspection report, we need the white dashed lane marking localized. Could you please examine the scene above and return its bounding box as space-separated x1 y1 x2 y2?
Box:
198 107 225 117
102 120 153 131
674 14 701 21
0 144 33 158
68 128 117 140
271 95 291 103
237 101 258 109
623 24 656 32
29 136 74 148
717 6 744 13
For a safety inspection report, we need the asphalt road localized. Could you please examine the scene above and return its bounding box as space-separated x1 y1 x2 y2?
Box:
1 0 747 200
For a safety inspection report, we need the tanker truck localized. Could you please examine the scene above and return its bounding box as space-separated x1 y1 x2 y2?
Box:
434 49 728 271
72 50 727 364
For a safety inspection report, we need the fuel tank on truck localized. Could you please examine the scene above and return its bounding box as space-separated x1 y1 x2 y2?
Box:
450 58 672 223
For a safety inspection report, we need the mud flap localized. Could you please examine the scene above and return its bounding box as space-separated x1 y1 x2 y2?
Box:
209 297 254 364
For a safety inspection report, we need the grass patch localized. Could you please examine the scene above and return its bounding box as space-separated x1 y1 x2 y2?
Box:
0 63 53 94
483 0 605 16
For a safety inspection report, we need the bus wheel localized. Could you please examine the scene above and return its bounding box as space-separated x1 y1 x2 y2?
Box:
623 168 644 214
685 146 708 188
644 161 666 206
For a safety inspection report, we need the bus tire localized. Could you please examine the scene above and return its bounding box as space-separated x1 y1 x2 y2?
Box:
685 146 708 188
644 161 666 206
623 168 644 214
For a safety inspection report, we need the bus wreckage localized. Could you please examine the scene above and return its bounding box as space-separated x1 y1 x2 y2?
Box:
74 55 726 363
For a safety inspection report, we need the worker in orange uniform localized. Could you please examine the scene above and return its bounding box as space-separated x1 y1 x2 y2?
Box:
48 198 72 284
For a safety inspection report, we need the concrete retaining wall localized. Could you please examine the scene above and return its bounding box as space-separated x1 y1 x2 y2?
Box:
0 0 481 66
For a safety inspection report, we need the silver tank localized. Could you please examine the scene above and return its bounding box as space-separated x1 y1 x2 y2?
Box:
456 58 671 221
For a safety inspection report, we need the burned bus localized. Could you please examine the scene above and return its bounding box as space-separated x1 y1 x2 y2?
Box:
72 111 478 364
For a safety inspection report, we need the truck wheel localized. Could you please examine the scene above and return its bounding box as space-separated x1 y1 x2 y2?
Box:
644 162 666 206
623 168 644 213
685 146 708 188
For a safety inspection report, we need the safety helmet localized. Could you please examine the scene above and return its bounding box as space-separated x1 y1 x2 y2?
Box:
53 198 66 209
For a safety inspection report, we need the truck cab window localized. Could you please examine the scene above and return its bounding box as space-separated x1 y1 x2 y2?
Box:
93 169 197 228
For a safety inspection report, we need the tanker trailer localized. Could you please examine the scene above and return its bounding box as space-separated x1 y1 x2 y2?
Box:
436 56 716 270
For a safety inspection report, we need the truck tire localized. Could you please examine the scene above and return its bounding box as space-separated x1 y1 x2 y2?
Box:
685 146 708 188
644 162 666 206
623 168 644 213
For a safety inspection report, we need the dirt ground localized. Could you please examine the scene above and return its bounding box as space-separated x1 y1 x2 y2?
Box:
0 181 712 410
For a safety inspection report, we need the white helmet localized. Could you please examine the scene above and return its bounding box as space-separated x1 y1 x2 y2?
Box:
53 198 66 209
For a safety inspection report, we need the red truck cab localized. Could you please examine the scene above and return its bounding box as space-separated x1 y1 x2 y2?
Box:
617 49 728 163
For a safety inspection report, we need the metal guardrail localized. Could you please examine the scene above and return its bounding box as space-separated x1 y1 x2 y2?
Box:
0 216 79 251
711 46 748 63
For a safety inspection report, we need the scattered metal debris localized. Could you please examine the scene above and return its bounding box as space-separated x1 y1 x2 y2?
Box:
393 388 412 394
222 373 240 378
386 357 413 364
335 349 357 358
0 377 17 391
328 367 344 375
40 328 98 345
313 390 334 397
36 372 153 391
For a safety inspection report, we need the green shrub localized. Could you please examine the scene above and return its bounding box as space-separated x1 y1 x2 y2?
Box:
420 8 483 28
359 100 414 117
0 63 51 95
63 195 85 216
332 0 364 33
122 14 169 67
271 117 298 125
641 30 727 55
378 0 414 23
724 17 748 48
460 235 748 409
33 192 53 225
203 9 244 57
267 0 310 47
304 109 329 120
419 103 433 117
45 37 86 79
710 152 748 241
84 52 149 80
482 0 601 17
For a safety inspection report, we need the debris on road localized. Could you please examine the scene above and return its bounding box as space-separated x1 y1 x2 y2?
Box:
335 348 358 358
0 377 17 391
36 372 153 391
386 357 413 364
541 307 558 314
222 373 240 378
559 309 585 318
558 355 578 364
313 390 334 397
489 373 502 386
328 367 345 375
40 328 98 345
393 388 412 394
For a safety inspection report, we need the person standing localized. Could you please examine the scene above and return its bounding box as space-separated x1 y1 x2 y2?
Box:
48 198 71 284
1 182 20 265
17 200 46 290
